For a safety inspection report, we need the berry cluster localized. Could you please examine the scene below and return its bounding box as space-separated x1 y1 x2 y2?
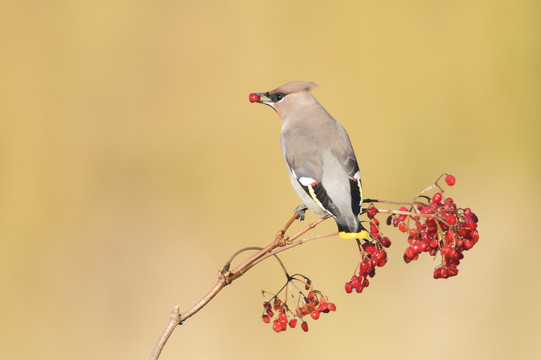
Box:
261 275 336 333
256 173 478 333
388 174 479 278
345 206 390 294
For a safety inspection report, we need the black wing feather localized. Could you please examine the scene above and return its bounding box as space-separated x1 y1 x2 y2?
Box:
349 178 361 217
299 181 341 218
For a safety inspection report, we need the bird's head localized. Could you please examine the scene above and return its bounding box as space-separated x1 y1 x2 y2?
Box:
249 81 318 117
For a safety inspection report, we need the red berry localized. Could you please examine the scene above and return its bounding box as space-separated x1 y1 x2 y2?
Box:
272 320 282 333
362 277 370 287
445 174 456 186
249 93 260 103
434 267 446 279
310 309 320 320
403 253 412 263
262 315 270 323
457 227 468 237
375 249 386 261
345 282 353 293
301 321 309 332
432 192 443 203
289 319 297 328
405 247 415 259
318 301 329 312
398 222 407 232
359 261 369 273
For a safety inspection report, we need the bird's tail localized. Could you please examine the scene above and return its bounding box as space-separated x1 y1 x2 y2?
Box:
337 218 368 240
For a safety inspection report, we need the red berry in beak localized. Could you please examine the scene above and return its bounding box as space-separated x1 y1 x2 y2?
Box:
249 93 260 103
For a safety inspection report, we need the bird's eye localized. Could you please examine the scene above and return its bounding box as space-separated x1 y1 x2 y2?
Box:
272 93 286 102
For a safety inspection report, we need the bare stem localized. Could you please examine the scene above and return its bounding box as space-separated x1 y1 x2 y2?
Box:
375 207 451 224
149 275 227 360
259 232 337 264
149 210 328 360
224 246 268 270
149 306 181 360
288 215 332 242
150 173 455 360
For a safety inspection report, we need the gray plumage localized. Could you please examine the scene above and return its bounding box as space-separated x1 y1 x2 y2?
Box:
253 81 367 239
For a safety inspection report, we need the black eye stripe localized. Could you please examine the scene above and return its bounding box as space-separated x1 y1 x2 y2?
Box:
270 93 287 102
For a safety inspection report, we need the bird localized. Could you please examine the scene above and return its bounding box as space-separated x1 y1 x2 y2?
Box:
250 81 368 240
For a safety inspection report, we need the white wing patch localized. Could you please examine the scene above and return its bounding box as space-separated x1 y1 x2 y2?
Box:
298 176 317 186
354 170 363 206
291 169 318 187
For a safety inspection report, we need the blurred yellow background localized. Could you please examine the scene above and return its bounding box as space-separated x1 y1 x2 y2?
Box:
1 1 540 359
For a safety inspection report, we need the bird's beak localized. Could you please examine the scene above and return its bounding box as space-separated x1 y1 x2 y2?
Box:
256 92 274 107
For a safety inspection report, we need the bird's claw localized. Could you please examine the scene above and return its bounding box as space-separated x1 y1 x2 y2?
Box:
293 204 308 221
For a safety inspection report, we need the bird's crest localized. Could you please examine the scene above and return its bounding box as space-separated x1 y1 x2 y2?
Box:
269 81 318 95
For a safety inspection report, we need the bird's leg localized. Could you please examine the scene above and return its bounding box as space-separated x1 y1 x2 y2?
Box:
274 205 311 247
293 204 308 221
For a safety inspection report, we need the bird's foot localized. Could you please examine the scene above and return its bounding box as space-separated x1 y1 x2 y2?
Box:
293 204 308 221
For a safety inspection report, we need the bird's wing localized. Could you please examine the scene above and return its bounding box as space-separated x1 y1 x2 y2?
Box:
329 121 363 216
281 127 341 217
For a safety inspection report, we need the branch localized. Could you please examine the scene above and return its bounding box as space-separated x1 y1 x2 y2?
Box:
149 211 331 360
149 173 476 358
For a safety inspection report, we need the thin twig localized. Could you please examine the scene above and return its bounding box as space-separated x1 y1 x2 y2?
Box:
149 274 227 360
375 207 451 224
149 306 181 360
225 215 331 282
256 232 337 266
288 215 332 241
224 247 267 270
149 210 326 360
150 174 455 360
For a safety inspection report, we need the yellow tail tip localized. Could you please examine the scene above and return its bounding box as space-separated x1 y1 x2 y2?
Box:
339 230 369 240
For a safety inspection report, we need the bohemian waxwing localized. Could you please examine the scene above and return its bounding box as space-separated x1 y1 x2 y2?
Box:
250 81 368 240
